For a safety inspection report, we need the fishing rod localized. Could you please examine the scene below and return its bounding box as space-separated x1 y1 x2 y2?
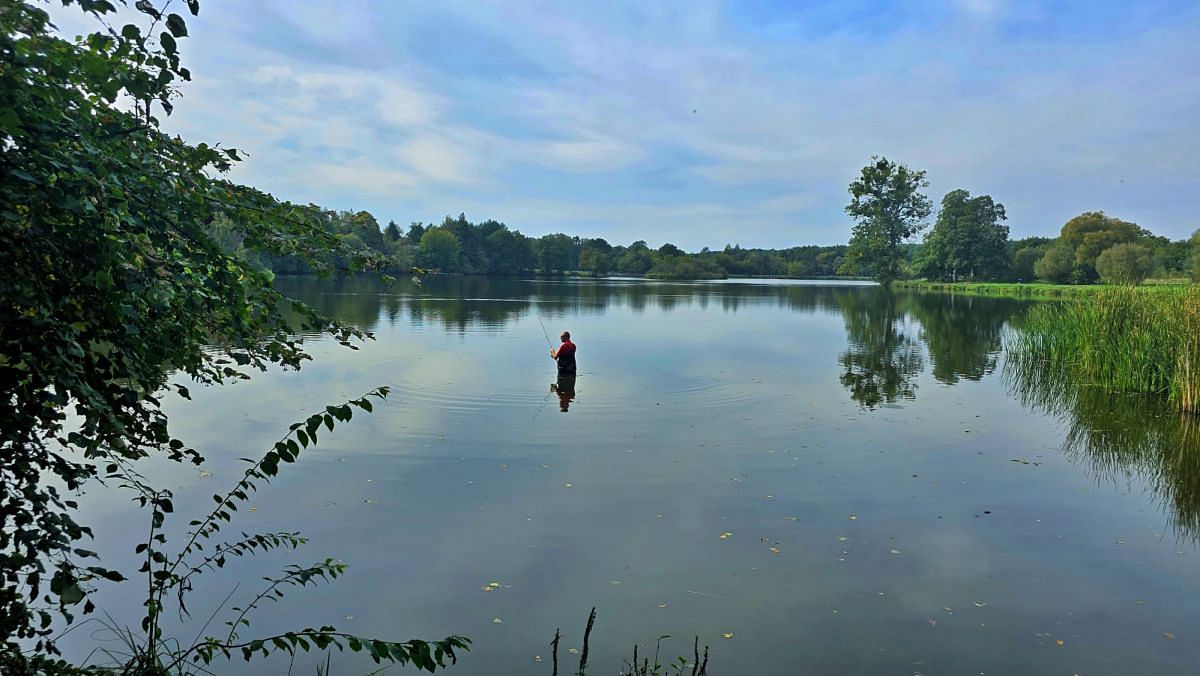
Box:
535 308 554 348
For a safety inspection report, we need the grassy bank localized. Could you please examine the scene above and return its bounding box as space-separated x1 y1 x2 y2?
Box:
1006 286 1200 413
895 279 1191 298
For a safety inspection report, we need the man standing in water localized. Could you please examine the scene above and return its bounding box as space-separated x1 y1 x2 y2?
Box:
550 330 577 411
550 330 576 376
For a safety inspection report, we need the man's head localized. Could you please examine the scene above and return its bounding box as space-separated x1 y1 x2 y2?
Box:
560 330 571 342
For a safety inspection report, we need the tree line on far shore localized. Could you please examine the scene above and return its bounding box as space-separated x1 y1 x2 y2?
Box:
214 211 850 280
213 159 1200 286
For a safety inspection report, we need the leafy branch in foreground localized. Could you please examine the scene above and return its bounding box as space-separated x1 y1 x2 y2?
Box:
80 389 469 674
1 0 421 656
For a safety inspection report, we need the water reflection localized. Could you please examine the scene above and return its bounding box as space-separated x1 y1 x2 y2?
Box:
274 275 877 335
551 374 577 412
836 289 923 408
1006 348 1200 540
907 293 1016 385
276 276 1032 411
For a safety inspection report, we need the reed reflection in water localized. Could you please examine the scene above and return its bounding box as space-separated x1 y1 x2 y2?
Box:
1006 345 1200 541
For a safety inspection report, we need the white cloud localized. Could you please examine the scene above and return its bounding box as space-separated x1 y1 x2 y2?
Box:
134 0 1200 244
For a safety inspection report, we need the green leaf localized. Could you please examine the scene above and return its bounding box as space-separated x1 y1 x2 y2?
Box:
166 13 189 37
161 31 177 54
60 584 85 605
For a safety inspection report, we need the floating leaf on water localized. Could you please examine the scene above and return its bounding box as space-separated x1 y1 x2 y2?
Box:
849 514 857 520
563 483 573 487
928 620 937 626
248 506 257 512
974 601 987 607
721 632 734 639
1164 632 1175 640
1056 639 1064 646
363 499 377 504
719 531 733 539
943 607 953 614
568 648 578 654
657 603 667 608
493 618 503 624
198 469 213 478
769 547 781 554
837 536 848 542
533 655 542 662
785 516 800 521
610 580 622 585
890 549 902 555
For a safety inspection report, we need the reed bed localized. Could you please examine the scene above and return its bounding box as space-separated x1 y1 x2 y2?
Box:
1006 286 1200 413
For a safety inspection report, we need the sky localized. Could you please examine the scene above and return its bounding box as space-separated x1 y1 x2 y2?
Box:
65 0 1200 248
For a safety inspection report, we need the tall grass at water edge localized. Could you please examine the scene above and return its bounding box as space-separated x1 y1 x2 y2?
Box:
1006 286 1200 413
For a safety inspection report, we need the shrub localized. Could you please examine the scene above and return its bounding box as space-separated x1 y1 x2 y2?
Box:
1095 243 1156 285
1034 246 1074 283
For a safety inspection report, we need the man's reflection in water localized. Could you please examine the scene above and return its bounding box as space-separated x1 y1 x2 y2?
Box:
550 374 576 412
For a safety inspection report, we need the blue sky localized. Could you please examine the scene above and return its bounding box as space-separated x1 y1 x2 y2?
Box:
98 1 1200 247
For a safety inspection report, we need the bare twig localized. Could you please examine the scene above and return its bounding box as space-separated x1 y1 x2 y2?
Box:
577 607 596 676
551 627 560 676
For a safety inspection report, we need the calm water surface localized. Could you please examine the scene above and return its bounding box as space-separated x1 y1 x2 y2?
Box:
72 277 1200 674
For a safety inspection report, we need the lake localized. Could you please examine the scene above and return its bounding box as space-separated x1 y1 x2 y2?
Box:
69 276 1200 674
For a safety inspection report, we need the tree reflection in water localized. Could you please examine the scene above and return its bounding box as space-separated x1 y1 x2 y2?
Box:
836 289 923 408
1006 348 1200 542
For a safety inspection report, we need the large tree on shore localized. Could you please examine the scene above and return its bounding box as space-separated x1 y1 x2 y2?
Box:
843 157 933 286
914 190 1009 281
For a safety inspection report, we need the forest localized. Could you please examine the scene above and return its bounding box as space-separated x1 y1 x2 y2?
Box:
217 206 1198 285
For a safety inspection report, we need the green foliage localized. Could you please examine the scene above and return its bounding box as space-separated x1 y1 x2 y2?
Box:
578 246 612 276
645 257 726 280
384 220 402 242
535 233 577 273
1007 286 1200 413
657 243 684 258
843 157 933 286
484 226 534 275
1192 229 1200 282
1012 247 1049 282
418 228 462 271
90 390 469 673
1034 246 1075 283
616 245 655 275
915 189 1009 281
1095 243 1157 285
1059 211 1146 282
